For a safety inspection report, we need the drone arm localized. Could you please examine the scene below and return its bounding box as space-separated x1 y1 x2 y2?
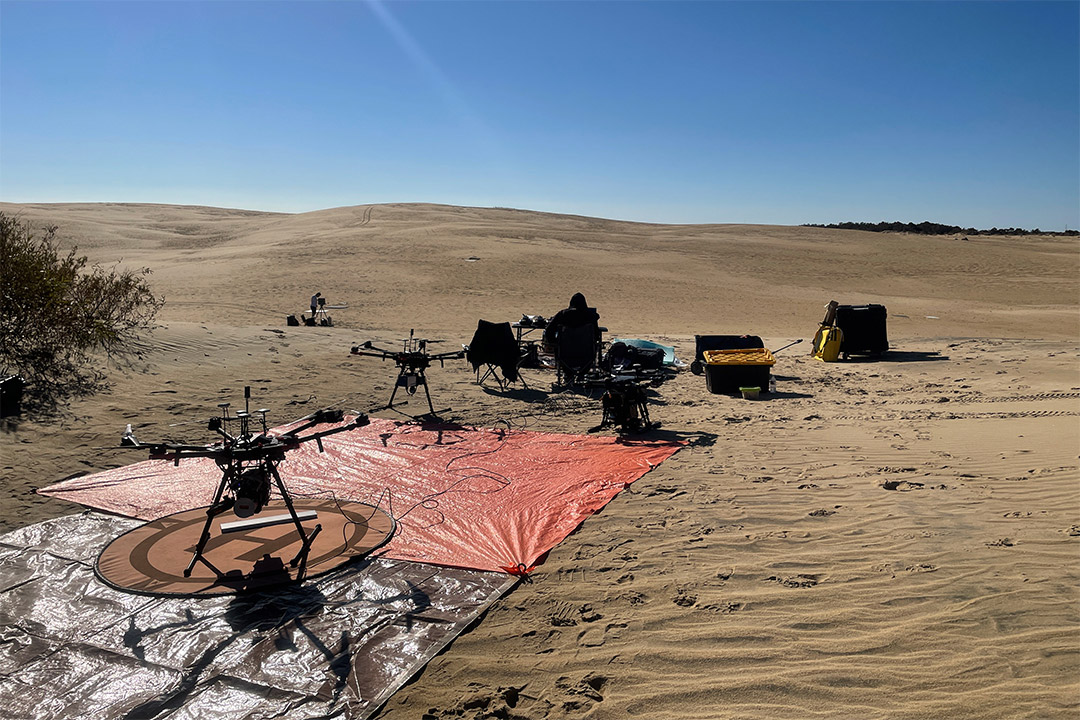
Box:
279 413 371 452
430 349 466 364
350 348 394 362
141 444 224 465
286 408 346 436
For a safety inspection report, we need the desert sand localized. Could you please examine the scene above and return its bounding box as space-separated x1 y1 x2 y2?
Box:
1 201 1077 719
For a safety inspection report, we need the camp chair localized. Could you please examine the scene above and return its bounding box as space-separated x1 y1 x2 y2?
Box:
553 322 599 387
465 320 528 390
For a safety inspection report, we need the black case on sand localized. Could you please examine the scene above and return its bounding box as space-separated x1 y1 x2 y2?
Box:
704 364 771 395
835 305 888 357
693 335 765 361
691 335 765 375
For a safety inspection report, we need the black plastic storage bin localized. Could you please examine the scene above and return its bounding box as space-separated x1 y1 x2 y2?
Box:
704 364 771 394
694 334 764 359
692 335 764 375
835 304 888 358
1 375 25 417
701 349 776 395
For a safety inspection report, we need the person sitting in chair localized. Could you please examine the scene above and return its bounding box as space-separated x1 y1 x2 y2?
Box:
544 292 600 351
545 293 603 386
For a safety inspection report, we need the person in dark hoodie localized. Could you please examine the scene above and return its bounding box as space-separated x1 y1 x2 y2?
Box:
544 292 601 351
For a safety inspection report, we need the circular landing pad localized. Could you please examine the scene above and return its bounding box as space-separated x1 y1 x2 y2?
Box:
95 499 395 596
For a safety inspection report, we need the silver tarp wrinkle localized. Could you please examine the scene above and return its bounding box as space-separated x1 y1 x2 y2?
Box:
0 513 516 719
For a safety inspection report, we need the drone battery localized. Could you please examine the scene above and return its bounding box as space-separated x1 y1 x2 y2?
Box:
220 509 318 534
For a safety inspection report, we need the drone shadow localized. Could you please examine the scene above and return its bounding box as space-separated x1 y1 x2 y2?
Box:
613 428 718 447
124 583 333 718
480 385 550 404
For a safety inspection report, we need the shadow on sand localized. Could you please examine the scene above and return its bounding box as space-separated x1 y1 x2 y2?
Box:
843 350 949 363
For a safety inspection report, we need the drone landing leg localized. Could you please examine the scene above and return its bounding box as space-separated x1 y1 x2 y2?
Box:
184 473 234 578
386 368 405 409
269 464 322 573
419 371 437 415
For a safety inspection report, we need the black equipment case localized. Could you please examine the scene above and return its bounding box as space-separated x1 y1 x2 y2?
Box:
1 375 24 417
835 304 888 358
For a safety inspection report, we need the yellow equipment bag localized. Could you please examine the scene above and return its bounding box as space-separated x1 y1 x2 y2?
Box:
813 325 843 362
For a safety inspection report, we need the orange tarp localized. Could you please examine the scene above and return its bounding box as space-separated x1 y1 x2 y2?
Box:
39 418 682 574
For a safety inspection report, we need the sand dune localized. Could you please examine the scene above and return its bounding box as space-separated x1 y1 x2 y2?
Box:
3 201 1076 340
1 202 1077 719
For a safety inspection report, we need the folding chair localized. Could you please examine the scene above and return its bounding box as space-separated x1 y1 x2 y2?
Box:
465 320 528 390
553 322 599 387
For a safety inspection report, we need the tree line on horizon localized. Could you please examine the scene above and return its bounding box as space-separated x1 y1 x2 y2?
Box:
802 221 1078 237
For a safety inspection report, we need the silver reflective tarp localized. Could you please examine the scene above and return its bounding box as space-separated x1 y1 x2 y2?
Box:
0 513 516 719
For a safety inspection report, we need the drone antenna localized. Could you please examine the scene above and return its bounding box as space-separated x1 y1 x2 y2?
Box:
214 402 232 443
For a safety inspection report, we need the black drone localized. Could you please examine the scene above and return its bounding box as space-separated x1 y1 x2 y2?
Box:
588 371 664 435
350 329 464 417
121 386 368 580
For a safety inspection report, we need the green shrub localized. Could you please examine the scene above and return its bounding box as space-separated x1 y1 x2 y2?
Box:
0 212 163 412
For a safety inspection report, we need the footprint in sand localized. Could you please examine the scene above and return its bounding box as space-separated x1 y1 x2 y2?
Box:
881 480 925 491
905 563 937 572
765 574 819 588
672 589 698 607
547 601 578 627
555 673 608 711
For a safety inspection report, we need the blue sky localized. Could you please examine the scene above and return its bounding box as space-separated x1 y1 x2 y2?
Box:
2 0 1077 228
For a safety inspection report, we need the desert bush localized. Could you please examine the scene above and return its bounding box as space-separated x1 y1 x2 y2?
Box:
0 212 163 412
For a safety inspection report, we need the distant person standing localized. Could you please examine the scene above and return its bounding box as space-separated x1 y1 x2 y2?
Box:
310 292 321 321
